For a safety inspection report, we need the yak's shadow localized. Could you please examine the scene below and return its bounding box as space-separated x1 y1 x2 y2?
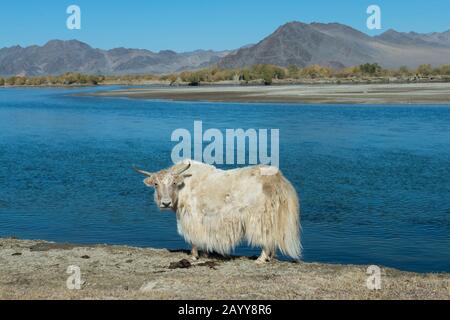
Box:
168 249 259 261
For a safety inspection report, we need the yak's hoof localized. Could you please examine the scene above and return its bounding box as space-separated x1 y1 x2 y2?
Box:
255 257 270 264
191 255 199 261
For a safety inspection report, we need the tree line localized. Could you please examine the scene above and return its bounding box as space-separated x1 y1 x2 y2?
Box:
1 64 450 87
0 73 105 86
167 63 450 85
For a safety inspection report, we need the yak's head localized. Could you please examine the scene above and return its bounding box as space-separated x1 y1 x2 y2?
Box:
133 163 191 210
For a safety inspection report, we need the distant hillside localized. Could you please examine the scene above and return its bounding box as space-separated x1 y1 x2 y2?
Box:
2 22 450 77
218 22 450 69
0 40 231 76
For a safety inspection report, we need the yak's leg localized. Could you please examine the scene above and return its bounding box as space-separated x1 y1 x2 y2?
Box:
256 248 273 264
191 245 199 261
269 250 277 260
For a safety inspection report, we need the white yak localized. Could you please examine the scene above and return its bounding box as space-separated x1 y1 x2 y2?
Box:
134 160 301 263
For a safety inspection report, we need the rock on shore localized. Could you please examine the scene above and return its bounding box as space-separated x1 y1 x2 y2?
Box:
0 238 448 300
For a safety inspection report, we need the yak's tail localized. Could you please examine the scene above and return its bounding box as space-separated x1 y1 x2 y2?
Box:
244 167 302 260
275 173 302 260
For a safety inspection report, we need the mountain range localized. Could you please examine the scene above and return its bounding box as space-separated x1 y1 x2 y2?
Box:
219 22 450 70
1 21 450 76
0 40 231 76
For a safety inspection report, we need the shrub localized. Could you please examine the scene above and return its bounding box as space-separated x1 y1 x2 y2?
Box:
359 63 382 75
417 64 433 76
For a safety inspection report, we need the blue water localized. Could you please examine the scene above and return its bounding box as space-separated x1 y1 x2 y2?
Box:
0 87 449 273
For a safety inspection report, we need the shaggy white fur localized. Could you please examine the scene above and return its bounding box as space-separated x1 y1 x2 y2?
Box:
172 160 301 261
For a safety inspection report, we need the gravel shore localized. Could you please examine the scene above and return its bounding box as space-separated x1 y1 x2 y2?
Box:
86 83 450 105
0 238 448 300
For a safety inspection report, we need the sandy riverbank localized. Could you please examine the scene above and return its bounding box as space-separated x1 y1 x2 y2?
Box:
0 238 448 300
85 83 450 105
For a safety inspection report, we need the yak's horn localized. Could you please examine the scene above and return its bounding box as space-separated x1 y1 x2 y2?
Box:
132 165 153 177
172 162 191 175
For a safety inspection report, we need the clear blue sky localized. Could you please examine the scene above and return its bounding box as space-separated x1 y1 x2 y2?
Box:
1 0 449 52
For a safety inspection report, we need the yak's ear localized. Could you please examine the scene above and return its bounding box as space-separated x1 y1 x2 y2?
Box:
143 176 155 187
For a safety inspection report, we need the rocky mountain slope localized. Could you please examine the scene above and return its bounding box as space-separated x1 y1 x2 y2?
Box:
218 22 450 69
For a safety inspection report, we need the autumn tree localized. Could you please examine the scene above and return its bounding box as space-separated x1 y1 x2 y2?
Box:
437 65 450 75
398 66 411 76
417 64 433 76
287 65 300 78
300 65 333 78
359 63 382 75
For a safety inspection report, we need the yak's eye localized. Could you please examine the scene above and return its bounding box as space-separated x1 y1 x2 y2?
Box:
154 183 158 187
